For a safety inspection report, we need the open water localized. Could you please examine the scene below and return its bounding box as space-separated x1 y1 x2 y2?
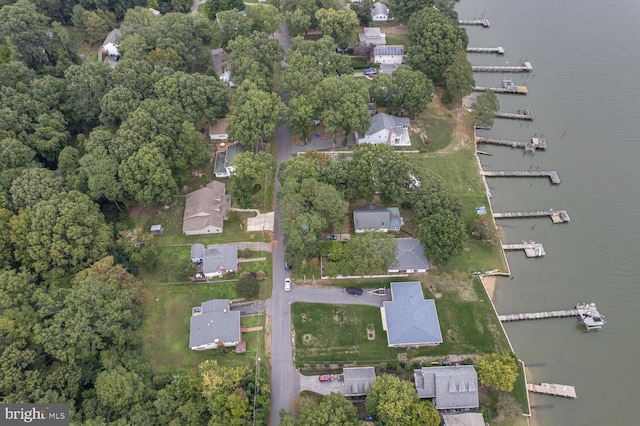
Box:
456 0 640 424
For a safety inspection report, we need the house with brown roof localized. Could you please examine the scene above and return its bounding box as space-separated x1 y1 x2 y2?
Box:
182 181 231 235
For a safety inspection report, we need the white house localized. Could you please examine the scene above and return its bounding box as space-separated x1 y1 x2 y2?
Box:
372 45 404 65
358 27 387 46
220 70 235 87
371 2 389 21
358 112 410 146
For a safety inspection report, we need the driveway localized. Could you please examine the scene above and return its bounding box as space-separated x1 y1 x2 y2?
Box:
290 132 357 154
299 374 345 395
290 284 391 306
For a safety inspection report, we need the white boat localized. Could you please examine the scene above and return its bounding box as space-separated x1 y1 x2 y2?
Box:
575 303 606 331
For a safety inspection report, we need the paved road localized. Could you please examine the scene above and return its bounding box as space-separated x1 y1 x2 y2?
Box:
267 21 386 426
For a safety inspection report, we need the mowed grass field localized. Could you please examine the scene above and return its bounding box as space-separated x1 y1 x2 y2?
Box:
292 279 510 364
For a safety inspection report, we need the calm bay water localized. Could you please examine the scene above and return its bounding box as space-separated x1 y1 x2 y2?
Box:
457 0 640 424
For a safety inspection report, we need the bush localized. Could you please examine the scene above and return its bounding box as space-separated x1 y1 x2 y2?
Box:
470 217 496 240
236 273 260 300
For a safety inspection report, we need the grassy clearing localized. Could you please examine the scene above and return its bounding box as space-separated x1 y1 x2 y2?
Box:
292 279 510 363
141 283 249 371
385 34 408 47
410 114 455 152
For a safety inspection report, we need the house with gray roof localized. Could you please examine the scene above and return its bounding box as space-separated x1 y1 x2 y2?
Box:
191 243 238 278
358 27 387 46
381 282 443 347
354 204 403 232
414 365 479 410
183 181 230 235
358 112 410 146
189 299 241 350
343 367 377 396
214 142 245 178
389 238 429 273
371 2 389 21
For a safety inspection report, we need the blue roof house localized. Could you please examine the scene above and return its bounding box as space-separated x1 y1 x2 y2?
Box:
381 282 443 347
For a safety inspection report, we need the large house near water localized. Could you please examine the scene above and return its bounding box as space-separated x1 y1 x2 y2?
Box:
358 113 410 146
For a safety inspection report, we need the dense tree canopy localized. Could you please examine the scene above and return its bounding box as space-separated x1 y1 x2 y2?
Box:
10 190 112 281
118 144 177 206
10 167 65 210
279 393 359 426
315 7 359 43
407 8 467 84
391 0 458 23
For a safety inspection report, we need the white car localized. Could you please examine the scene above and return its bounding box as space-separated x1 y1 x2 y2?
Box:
284 278 291 292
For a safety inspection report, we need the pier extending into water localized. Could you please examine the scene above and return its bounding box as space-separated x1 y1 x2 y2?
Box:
475 79 528 94
502 241 545 257
472 62 533 73
499 309 579 322
482 170 560 185
476 136 546 152
458 19 490 28
527 383 577 399
493 209 570 223
496 109 534 120
467 46 504 54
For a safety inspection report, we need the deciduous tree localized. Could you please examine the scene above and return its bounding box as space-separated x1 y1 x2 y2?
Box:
202 0 245 20
315 8 358 44
227 83 286 151
472 90 500 129
11 190 112 280
366 374 441 426
229 151 276 208
296 392 359 426
118 144 177 206
412 177 463 220
418 210 466 264
443 50 475 105
10 167 65 210
388 67 434 118
246 3 284 35
407 8 466 84
476 353 519 392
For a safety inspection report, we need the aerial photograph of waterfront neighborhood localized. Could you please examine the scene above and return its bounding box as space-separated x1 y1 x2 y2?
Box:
1 0 639 425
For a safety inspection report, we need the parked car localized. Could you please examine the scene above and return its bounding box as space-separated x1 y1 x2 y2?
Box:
284 278 291 292
344 287 363 296
319 374 335 382
326 234 338 240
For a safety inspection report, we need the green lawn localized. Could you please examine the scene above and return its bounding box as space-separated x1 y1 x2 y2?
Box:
292 279 510 364
141 283 267 372
385 34 408 47
410 148 507 274
410 114 456 152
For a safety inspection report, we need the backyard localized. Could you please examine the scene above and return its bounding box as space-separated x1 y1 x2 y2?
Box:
140 282 267 372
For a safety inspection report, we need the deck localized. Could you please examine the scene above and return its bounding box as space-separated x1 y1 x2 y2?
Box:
481 170 560 184
493 210 570 223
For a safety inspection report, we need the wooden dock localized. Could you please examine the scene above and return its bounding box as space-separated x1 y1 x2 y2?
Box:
502 241 545 257
499 309 579 322
458 19 490 28
493 210 570 223
527 383 577 399
466 46 504 54
474 85 528 94
481 170 561 185
496 109 534 120
472 62 533 73
475 136 546 152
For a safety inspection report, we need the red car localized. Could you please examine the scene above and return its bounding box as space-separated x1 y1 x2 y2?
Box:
319 374 335 382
